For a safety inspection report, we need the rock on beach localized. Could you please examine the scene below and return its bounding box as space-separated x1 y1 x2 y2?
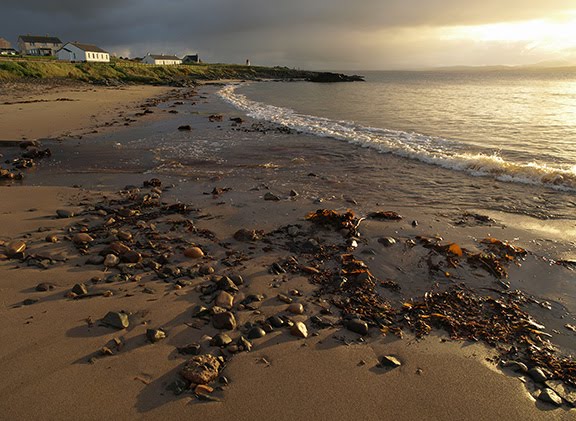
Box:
181 354 222 384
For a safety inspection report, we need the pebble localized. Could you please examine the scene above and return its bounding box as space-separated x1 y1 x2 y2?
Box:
191 305 209 318
501 360 528 373
215 291 234 309
177 343 201 355
216 276 239 293
287 303 304 315
528 367 549 383
107 241 131 255
346 318 369 335
210 333 232 347
45 234 59 243
104 254 120 267
212 312 237 330
199 265 215 275
35 282 55 292
277 293 293 304
6 240 26 257
227 344 239 354
247 327 266 339
268 315 285 328
56 209 75 218
236 336 252 352
264 192 280 201
71 283 88 296
86 255 105 265
181 354 222 384
117 231 133 241
100 347 114 356
23 298 38 306
194 384 214 396
378 237 397 247
184 247 204 259
122 250 142 264
146 329 167 343
233 229 260 242
102 311 130 329
229 274 244 286
538 388 563 406
380 355 402 368
73 233 94 245
290 321 308 338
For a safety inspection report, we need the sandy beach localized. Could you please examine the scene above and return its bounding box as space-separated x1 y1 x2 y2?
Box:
0 81 574 420
0 81 173 141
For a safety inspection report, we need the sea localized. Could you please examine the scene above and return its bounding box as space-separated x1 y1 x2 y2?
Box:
220 70 576 193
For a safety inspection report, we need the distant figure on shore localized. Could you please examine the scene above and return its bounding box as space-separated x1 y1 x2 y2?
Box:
245 59 250 66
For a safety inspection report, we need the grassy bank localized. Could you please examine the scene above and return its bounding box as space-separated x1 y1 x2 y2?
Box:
0 59 322 84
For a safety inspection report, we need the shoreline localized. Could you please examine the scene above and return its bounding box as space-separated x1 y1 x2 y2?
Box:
0 82 574 419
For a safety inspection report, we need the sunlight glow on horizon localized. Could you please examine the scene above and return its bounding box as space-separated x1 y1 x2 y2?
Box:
442 11 576 55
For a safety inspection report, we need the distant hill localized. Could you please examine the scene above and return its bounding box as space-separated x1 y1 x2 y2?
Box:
428 61 576 73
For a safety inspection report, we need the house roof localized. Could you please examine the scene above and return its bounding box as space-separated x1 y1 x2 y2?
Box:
19 35 62 44
68 42 108 53
148 54 181 61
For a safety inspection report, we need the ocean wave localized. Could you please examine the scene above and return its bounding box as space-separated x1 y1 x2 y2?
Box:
218 84 576 191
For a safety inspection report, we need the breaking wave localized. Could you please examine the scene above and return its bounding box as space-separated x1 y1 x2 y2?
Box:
218 84 576 192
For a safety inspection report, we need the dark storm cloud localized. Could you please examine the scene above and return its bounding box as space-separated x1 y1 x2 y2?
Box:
3 1 576 68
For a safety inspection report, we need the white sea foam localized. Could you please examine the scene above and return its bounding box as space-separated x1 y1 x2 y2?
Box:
218 84 576 191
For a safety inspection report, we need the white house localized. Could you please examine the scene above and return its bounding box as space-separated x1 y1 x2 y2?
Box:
142 54 182 65
57 42 110 63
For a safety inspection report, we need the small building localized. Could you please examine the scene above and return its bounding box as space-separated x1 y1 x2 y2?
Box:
0 48 18 56
57 42 110 63
182 54 200 64
0 38 11 49
142 54 182 65
18 35 62 56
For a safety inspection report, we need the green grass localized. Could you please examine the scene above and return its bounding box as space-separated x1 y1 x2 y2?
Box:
0 59 318 84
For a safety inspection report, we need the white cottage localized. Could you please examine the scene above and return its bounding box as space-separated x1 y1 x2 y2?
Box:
142 54 182 65
57 42 110 63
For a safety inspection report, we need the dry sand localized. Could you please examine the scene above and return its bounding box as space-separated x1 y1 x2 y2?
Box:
0 81 172 141
0 83 574 421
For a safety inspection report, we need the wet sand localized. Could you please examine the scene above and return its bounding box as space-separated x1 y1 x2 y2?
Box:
0 82 575 420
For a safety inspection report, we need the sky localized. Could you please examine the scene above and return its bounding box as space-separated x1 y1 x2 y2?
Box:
3 0 576 70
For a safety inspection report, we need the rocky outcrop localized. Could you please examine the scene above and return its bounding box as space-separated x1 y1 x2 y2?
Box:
306 72 365 83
